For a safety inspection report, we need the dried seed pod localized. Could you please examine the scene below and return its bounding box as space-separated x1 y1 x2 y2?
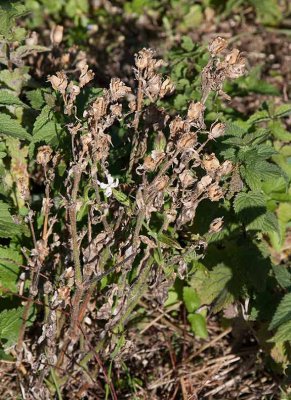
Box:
209 37 228 56
143 150 165 171
209 217 224 233
179 169 196 188
147 74 162 98
110 78 131 101
209 122 226 139
187 101 204 121
225 49 240 65
197 175 212 193
110 103 122 117
79 64 95 88
135 48 154 70
47 71 67 94
177 133 197 150
218 160 233 176
36 145 53 166
202 153 220 174
159 78 175 98
50 25 64 45
208 183 224 201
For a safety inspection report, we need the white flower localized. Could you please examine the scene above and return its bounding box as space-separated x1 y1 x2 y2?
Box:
97 173 119 197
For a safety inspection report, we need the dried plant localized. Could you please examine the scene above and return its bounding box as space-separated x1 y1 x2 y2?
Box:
2 38 249 398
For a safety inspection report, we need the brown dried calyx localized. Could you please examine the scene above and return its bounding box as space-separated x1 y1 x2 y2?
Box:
202 37 246 103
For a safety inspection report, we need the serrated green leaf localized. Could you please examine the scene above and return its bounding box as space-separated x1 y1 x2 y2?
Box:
0 307 24 349
234 191 265 214
31 106 59 147
269 320 291 343
190 264 232 307
273 265 291 289
187 313 208 338
0 201 24 238
269 293 291 331
26 89 45 110
183 286 200 313
274 104 291 118
0 113 31 140
0 90 27 108
247 110 270 125
0 246 22 294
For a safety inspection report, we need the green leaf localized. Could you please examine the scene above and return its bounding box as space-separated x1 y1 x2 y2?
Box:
273 265 291 290
269 293 291 331
247 110 270 125
0 307 24 349
0 113 31 141
187 313 208 338
274 104 291 118
157 233 182 250
234 191 265 214
31 106 59 145
26 89 45 110
183 286 200 313
112 189 131 207
181 36 195 52
0 201 24 238
190 264 233 308
0 246 22 295
270 321 291 343
0 90 27 108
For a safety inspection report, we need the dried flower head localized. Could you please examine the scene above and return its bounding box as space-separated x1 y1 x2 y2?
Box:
203 153 220 174
50 25 64 45
36 145 53 166
187 101 204 121
209 122 226 140
110 78 131 101
159 78 175 98
48 71 68 94
209 217 224 233
135 48 155 70
208 183 224 201
209 37 228 56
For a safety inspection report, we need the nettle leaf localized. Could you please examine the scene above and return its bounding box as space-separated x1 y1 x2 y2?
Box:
183 286 200 313
273 265 291 290
270 321 291 343
269 293 291 331
241 161 282 190
26 89 45 110
247 110 270 125
190 264 233 308
273 104 291 118
234 191 279 233
0 90 27 108
32 106 60 143
0 113 31 141
187 313 208 338
0 201 24 238
0 246 21 295
0 307 25 349
224 122 247 138
234 191 265 213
